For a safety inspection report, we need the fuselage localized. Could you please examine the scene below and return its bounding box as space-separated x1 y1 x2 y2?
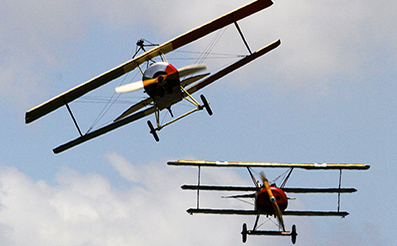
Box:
143 62 182 110
255 186 288 214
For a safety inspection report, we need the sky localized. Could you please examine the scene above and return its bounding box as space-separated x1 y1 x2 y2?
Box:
1 0 396 245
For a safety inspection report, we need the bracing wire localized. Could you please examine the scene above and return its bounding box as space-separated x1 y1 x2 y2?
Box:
85 71 139 134
195 27 227 65
271 169 292 186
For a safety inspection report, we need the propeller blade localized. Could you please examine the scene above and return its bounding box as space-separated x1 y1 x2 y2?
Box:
164 64 207 81
260 171 286 231
115 64 206 93
115 81 144 93
272 201 285 231
177 64 207 78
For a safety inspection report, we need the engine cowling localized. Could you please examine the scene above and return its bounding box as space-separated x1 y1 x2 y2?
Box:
143 62 179 97
256 186 288 213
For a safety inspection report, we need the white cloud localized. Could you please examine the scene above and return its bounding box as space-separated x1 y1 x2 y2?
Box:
0 152 381 245
0 155 257 246
104 152 139 182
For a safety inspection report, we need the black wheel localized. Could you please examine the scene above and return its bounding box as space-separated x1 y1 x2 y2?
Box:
147 120 159 142
200 94 213 116
241 223 248 243
291 224 297 244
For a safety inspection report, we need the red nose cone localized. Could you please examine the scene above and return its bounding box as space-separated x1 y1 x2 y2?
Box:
256 186 288 213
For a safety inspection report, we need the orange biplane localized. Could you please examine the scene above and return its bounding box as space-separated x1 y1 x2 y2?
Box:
168 160 370 244
25 0 280 154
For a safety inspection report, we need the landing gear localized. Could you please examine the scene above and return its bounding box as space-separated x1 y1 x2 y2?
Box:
200 94 213 116
240 222 297 244
147 120 159 142
291 224 297 244
146 94 213 142
241 223 248 243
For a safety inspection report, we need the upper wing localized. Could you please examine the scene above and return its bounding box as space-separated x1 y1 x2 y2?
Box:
168 160 371 170
25 0 274 124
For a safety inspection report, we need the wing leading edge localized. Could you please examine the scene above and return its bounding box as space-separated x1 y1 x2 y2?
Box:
25 0 274 124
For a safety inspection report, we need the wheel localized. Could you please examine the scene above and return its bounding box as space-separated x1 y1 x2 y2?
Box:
147 120 159 142
291 224 297 244
241 223 248 243
200 94 213 116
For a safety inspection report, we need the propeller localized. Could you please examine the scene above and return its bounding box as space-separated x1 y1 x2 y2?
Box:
260 171 286 232
115 64 207 93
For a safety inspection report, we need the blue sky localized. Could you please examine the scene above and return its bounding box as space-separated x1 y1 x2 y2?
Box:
1 0 395 245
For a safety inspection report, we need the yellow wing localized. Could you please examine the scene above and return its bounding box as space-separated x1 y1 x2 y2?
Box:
25 0 274 124
168 160 370 170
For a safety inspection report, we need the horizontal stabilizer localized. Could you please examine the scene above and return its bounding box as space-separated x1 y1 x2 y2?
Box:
222 193 256 199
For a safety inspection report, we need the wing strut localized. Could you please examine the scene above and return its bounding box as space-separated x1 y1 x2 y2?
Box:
63 98 83 137
338 169 342 212
197 166 201 209
280 168 294 188
233 20 252 54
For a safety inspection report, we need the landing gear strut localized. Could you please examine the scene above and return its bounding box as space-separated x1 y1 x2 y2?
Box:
146 94 213 142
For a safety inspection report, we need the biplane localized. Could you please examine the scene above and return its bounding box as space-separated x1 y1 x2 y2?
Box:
168 160 370 244
25 0 280 154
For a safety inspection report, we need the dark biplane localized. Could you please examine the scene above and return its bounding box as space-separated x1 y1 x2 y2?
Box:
168 160 370 244
25 0 280 154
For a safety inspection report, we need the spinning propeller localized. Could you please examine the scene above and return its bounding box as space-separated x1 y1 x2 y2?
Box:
260 171 286 232
115 64 207 93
